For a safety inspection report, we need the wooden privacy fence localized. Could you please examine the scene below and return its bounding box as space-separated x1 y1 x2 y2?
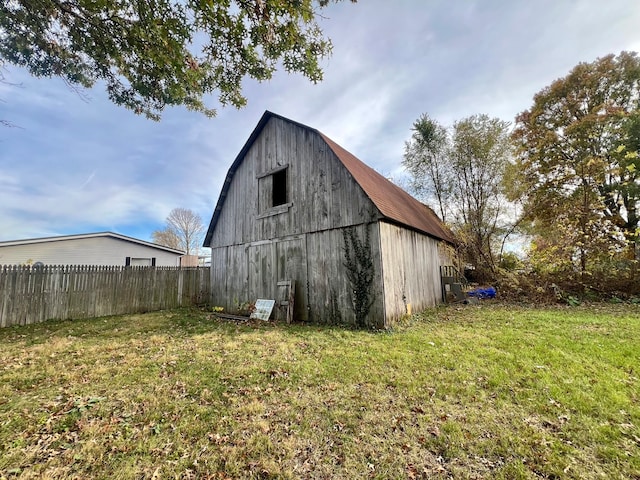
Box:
0 265 211 328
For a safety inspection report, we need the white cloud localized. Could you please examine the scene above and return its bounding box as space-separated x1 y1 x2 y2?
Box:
1 0 640 241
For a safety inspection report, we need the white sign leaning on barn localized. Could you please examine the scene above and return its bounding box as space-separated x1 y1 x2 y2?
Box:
250 299 276 321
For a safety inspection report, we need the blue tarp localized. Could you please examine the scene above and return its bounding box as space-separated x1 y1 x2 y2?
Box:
467 286 497 299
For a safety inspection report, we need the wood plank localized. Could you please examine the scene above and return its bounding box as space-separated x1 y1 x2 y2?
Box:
0 266 212 328
379 221 443 323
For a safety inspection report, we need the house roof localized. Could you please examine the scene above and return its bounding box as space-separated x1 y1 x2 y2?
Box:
0 232 186 255
204 111 455 246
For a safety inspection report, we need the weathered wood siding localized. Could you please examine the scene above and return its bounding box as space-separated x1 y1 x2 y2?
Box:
211 235 309 319
209 117 383 324
211 225 385 327
209 117 379 247
379 222 444 322
0 265 211 328
306 223 384 328
211 246 248 311
0 237 181 266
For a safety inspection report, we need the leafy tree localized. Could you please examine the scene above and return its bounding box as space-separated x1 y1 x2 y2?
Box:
403 114 451 222
510 51 640 276
0 0 352 120
450 115 513 277
403 114 514 280
152 207 204 255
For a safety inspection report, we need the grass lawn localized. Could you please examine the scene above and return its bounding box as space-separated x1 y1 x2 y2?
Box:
0 303 639 479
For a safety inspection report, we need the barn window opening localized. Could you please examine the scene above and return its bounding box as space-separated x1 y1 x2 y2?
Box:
257 165 291 216
272 168 287 207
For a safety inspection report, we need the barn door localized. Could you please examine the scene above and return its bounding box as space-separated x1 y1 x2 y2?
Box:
247 237 308 322
247 243 275 304
276 237 308 322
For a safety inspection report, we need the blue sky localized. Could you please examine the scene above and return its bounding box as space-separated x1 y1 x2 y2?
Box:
1 0 639 244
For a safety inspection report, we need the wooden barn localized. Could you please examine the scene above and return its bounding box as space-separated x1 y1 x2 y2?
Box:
203 111 455 328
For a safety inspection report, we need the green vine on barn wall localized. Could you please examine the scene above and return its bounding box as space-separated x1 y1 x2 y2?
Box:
342 226 375 328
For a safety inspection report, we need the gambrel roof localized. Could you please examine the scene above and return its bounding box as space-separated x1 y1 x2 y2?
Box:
204 111 454 246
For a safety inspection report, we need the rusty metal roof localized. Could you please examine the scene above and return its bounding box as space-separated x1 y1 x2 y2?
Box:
204 111 454 246
319 133 455 243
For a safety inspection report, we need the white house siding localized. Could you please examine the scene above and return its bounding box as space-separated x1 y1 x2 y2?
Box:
0 237 181 266
379 221 444 321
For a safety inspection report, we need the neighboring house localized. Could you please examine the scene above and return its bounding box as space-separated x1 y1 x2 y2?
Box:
203 111 455 328
0 232 185 267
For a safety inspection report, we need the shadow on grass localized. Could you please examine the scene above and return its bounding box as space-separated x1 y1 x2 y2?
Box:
3 300 639 347
0 306 369 346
